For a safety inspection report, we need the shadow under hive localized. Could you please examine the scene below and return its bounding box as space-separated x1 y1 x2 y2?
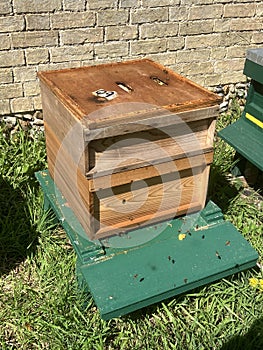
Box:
37 60 259 319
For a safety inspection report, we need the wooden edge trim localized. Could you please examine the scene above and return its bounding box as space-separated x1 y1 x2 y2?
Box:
87 148 214 184
84 105 219 140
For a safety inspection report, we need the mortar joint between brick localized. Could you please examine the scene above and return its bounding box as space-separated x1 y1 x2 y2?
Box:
101 27 105 43
22 49 26 67
10 0 14 15
46 48 51 63
136 24 140 40
128 8 132 25
92 44 96 61
94 11 98 27
138 24 142 40
128 40 131 56
58 30 62 46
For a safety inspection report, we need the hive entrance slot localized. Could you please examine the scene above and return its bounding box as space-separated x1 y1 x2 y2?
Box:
150 76 168 86
116 82 133 93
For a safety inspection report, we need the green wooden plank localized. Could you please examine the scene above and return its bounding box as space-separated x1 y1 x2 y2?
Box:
244 58 263 85
218 118 263 171
36 171 259 320
79 220 258 320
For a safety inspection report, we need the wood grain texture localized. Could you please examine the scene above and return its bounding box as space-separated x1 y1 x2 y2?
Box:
40 81 87 174
88 151 213 191
87 118 213 175
39 59 220 240
95 167 206 239
84 104 219 142
45 121 211 240
45 123 99 238
83 105 219 139
38 59 221 127
94 202 203 239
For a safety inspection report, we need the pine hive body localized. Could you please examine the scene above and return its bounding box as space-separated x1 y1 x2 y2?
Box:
38 59 221 240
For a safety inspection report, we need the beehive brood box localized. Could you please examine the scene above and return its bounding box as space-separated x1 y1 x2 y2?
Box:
38 59 221 240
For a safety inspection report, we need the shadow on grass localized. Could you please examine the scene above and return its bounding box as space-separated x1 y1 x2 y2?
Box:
0 176 39 276
220 317 263 350
253 170 263 196
207 163 239 214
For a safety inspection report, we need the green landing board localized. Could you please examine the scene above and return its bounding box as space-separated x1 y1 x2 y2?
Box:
218 117 263 172
36 170 259 320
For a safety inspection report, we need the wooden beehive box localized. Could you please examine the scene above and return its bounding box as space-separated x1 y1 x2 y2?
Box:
38 59 221 240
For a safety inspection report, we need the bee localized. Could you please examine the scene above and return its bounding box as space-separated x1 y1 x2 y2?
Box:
216 251 221 259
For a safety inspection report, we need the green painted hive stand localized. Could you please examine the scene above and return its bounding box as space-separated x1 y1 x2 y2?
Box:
218 48 263 172
36 170 258 320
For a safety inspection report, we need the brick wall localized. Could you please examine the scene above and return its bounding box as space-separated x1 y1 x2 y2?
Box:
0 0 263 115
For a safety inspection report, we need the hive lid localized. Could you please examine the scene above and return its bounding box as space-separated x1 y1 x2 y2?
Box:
246 48 263 67
38 59 221 128
244 49 263 84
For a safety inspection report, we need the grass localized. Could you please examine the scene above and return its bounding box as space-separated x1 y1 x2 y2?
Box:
0 102 262 350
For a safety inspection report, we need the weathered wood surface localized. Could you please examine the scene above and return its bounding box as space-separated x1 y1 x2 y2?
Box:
88 152 213 191
40 81 87 174
95 164 210 239
38 59 221 128
83 105 219 140
87 118 213 175
39 59 220 240
45 120 212 239
46 119 212 239
98 167 206 228
45 123 99 237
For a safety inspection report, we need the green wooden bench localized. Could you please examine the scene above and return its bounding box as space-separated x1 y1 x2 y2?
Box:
219 48 263 173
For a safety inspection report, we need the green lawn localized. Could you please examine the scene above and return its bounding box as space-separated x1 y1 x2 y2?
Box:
0 102 262 350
